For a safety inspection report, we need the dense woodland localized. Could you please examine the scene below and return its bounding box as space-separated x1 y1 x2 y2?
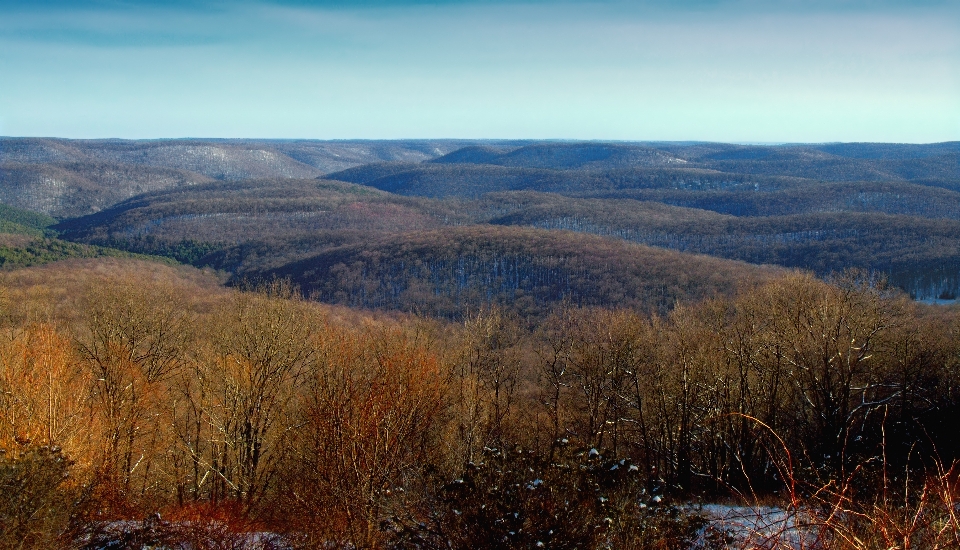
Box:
10 139 953 302
3 260 960 548
2 139 960 547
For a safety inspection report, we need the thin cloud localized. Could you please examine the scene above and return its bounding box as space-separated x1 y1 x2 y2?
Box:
0 0 956 140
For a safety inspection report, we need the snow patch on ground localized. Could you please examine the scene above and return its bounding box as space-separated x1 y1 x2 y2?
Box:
695 504 828 549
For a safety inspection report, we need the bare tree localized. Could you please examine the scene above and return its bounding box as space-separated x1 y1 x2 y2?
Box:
75 277 190 508
184 283 314 513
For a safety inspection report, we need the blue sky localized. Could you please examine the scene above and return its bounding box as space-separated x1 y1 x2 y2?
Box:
0 0 957 141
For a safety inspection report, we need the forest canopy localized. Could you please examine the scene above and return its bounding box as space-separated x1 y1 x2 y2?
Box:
2 259 960 548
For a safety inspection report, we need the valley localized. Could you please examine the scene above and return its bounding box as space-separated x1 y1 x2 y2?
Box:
4 137 956 308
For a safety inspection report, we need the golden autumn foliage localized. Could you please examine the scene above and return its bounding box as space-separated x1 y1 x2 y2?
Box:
0 324 89 455
282 323 446 547
1 259 960 548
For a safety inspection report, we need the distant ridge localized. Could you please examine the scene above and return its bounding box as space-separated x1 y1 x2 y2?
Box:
224 225 782 318
5 137 960 308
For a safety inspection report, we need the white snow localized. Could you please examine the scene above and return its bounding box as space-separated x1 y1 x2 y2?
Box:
695 504 829 549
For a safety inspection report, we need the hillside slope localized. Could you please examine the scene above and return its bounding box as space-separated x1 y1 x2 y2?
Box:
425 141 960 182
208 225 782 318
53 179 463 261
0 161 214 217
0 138 506 216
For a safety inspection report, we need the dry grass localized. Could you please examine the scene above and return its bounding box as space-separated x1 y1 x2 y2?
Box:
717 415 960 550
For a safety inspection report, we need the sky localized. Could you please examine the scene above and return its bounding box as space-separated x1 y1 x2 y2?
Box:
0 0 957 142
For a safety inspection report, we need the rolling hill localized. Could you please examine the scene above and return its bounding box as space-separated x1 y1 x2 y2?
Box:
421 141 960 183
210 225 781 319
0 161 214 217
53 178 463 259
0 138 512 217
4 137 960 314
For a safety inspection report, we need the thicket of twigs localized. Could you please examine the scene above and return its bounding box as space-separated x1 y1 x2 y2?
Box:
2 259 960 549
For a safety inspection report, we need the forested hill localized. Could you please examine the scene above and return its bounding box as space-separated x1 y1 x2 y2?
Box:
0 138 487 177
327 143 960 200
428 141 960 180
0 138 500 217
327 160 811 197
3 138 960 314
53 178 463 251
212 225 780 318
430 143 690 169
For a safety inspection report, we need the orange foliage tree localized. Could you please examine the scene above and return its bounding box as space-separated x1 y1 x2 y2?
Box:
283 322 447 547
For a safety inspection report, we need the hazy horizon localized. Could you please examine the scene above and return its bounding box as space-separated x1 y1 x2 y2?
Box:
1 137 956 146
2 0 957 143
